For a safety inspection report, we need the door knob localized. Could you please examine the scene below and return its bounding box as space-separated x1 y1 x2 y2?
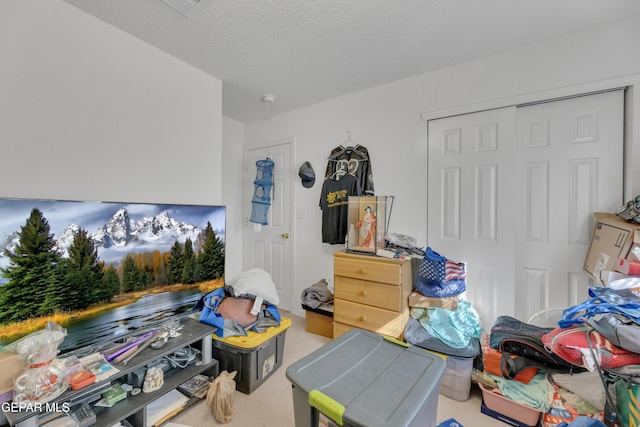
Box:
282 233 289 239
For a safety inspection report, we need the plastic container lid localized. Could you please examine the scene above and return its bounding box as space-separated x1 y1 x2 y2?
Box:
211 317 291 349
286 329 446 427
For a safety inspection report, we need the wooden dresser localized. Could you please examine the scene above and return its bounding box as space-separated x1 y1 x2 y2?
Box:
333 250 412 340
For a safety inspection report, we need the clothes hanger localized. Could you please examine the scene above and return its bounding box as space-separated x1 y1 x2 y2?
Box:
342 131 369 159
342 131 357 152
328 131 366 160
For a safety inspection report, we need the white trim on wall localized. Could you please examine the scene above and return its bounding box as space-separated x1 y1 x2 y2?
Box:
421 73 640 200
420 74 639 121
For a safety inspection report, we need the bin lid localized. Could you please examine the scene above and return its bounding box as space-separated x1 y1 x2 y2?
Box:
286 328 446 427
212 317 291 349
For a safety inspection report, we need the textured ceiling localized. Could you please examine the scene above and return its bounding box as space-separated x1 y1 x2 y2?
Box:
62 0 640 123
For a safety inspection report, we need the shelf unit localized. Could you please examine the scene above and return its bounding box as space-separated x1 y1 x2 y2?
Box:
4 315 218 427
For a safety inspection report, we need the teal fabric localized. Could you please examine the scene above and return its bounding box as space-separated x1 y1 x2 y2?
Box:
410 299 482 348
488 371 551 412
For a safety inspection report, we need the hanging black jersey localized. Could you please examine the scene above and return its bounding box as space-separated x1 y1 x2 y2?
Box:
324 145 374 196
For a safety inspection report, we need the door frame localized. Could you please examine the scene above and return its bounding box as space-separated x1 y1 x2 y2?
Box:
421 74 640 204
242 137 295 309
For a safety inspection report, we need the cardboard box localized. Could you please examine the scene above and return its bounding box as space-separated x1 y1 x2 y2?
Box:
302 303 333 338
583 212 640 281
0 351 24 401
304 309 333 339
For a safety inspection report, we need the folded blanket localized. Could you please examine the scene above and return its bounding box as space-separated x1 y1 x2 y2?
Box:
301 279 333 309
488 372 551 412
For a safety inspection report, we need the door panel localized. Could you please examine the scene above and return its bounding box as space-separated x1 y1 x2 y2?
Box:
516 91 624 321
428 107 518 330
427 91 624 330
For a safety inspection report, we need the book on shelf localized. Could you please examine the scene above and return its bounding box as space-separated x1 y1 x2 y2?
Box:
177 374 210 398
79 353 120 382
145 389 189 427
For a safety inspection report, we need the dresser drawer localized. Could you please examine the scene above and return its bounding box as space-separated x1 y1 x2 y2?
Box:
333 299 407 338
334 256 403 285
334 276 402 311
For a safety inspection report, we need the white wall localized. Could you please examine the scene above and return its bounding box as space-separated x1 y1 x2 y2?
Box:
221 117 245 280
4 1 640 318
244 14 640 317
0 0 223 205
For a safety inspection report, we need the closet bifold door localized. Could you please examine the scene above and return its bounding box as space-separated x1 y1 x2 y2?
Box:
427 89 624 329
427 106 518 331
514 90 623 322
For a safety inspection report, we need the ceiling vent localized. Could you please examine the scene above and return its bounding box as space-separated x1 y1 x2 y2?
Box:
161 0 211 16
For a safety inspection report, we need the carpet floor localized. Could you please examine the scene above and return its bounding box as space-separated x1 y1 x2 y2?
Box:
171 311 504 426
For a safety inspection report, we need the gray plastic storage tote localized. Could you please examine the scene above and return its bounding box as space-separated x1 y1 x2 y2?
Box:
286 328 446 427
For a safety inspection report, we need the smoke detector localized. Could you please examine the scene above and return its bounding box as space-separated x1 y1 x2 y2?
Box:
161 0 211 16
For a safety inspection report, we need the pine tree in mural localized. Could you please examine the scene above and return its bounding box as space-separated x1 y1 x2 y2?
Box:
0 208 62 324
42 259 70 315
167 241 184 284
66 228 105 308
196 222 225 281
121 254 143 292
181 238 196 284
99 266 121 302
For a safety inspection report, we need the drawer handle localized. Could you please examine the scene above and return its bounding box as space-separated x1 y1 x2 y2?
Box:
360 268 367 274
361 291 367 296
360 315 367 322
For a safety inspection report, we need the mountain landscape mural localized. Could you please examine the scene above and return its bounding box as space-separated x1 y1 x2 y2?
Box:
0 198 226 350
0 199 225 280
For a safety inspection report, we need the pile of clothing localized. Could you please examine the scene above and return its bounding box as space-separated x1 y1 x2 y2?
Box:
477 286 640 427
300 278 333 309
404 247 482 356
194 268 281 337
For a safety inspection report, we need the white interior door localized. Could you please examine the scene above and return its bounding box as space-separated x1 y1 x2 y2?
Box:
515 91 624 320
243 140 293 311
428 107 518 330
427 90 624 330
